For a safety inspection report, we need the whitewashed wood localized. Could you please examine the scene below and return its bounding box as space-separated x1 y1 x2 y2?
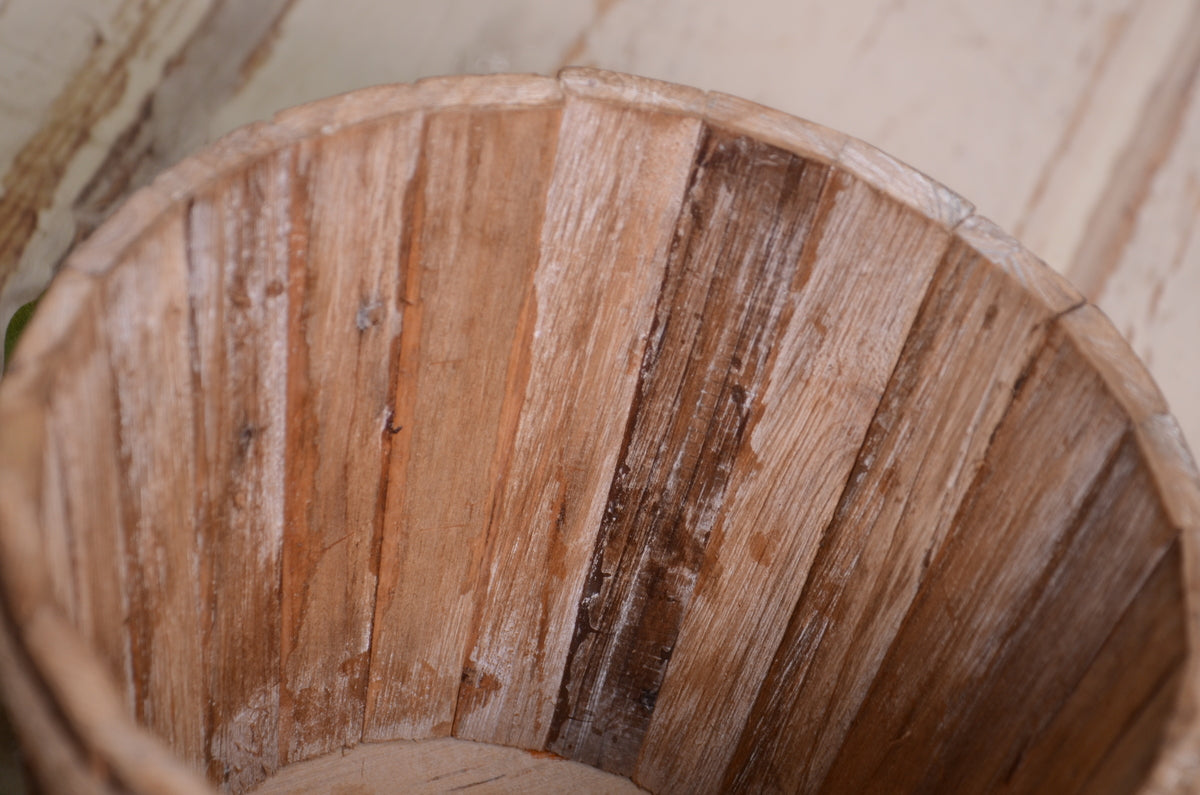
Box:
187 150 292 790
1086 41 1200 457
101 208 206 766
0 0 215 352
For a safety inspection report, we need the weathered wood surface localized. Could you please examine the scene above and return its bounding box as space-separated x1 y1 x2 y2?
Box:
364 104 561 741
547 129 829 772
722 233 1078 792
453 92 702 750
278 117 418 763
248 737 644 794
187 150 291 790
0 71 1196 795
102 209 206 766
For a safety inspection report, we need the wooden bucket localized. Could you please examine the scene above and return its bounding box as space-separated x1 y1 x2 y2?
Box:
1 69 1198 794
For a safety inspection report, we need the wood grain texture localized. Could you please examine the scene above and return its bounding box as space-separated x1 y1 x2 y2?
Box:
453 96 702 750
248 737 645 794
101 207 206 766
634 168 951 794
279 116 420 763
0 72 1195 795
38 285 133 711
547 130 830 773
364 105 561 741
813 325 1157 793
724 234 1072 793
186 148 292 790
1002 541 1186 793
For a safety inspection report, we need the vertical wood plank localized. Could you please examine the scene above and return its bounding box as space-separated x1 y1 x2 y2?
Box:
103 208 205 766
545 131 831 773
279 117 420 763
917 434 1177 792
815 327 1138 793
187 148 292 791
1002 541 1186 793
363 105 562 741
452 97 702 750
634 171 951 794
40 287 134 713
724 238 1066 793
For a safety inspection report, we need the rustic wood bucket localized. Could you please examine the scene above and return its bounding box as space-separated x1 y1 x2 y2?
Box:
1 69 1198 794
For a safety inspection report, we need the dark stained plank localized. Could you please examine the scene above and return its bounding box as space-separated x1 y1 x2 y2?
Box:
1003 541 1186 793
724 237 1075 793
279 117 420 763
452 96 703 750
186 147 292 791
816 325 1141 793
545 130 831 773
363 105 562 741
919 432 1177 792
634 169 952 795
102 207 206 765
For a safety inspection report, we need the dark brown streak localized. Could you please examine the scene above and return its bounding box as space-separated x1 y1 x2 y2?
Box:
547 131 830 773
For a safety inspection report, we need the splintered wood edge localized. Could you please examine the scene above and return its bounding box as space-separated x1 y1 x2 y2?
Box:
0 68 1196 793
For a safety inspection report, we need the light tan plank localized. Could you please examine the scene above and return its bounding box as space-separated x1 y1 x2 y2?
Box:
453 96 702 749
279 116 420 763
248 737 644 794
187 148 292 791
364 105 561 741
101 207 205 766
635 169 950 794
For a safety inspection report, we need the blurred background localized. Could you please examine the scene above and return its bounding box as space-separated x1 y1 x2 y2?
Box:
0 0 1197 786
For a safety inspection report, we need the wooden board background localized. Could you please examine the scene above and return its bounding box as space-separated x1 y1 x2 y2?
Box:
0 0 1197 790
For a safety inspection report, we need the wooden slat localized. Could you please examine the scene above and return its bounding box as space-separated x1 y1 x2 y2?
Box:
1085 666 1186 795
102 207 206 766
363 105 562 741
815 325 1140 792
279 117 421 763
186 148 292 791
915 434 1177 791
724 235 1066 793
546 130 830 772
452 96 703 749
1002 541 1186 793
634 168 951 794
39 286 134 712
